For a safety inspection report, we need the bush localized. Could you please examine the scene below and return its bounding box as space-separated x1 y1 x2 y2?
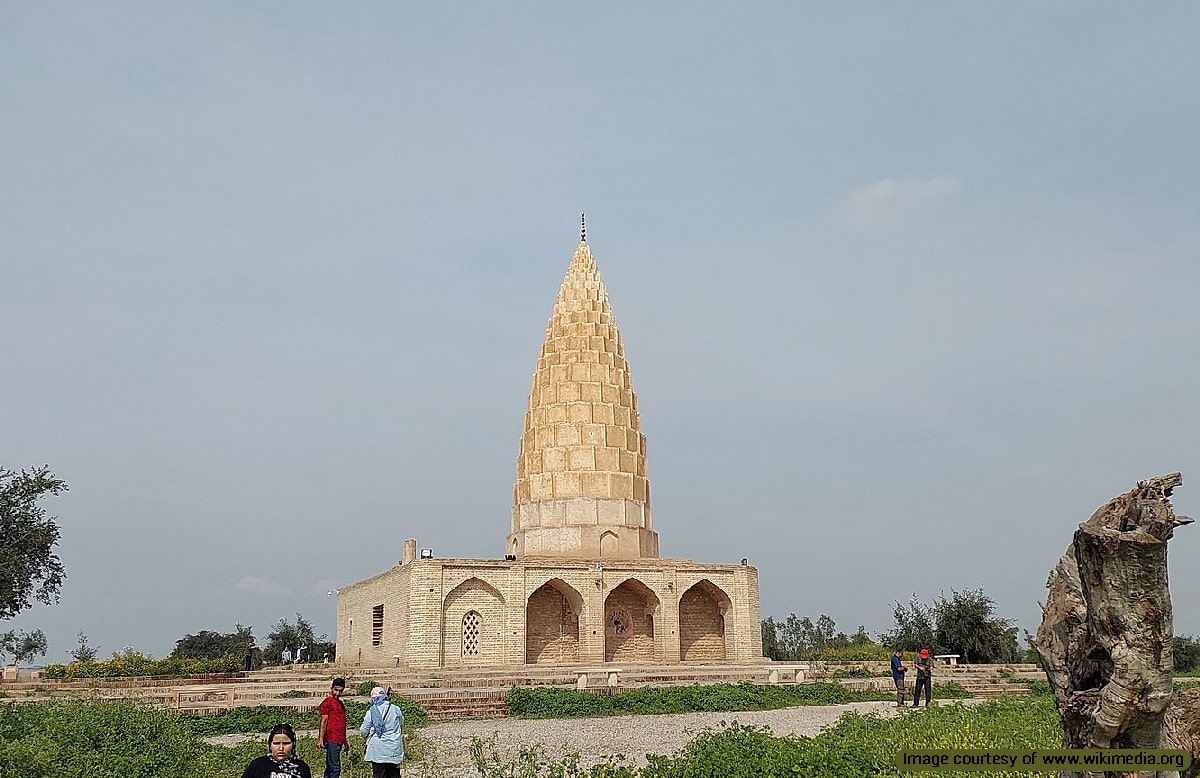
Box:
42 653 240 679
0 699 246 777
181 698 427 738
507 682 896 719
640 696 1061 777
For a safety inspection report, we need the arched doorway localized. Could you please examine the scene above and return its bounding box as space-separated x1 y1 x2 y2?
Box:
679 580 732 662
604 579 659 662
526 579 583 664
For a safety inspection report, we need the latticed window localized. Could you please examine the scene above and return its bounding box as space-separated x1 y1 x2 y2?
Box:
372 605 384 646
462 611 482 656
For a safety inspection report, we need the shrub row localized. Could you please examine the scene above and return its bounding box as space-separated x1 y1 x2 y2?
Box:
507 680 970 719
179 696 428 737
42 654 240 679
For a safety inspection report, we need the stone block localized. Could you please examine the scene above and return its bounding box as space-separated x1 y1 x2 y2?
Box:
542 447 566 472
568 446 594 471
555 424 581 447
591 402 614 425
581 471 609 498
594 446 619 472
554 472 581 498
565 498 597 524
611 472 634 499
596 498 623 525
558 381 580 402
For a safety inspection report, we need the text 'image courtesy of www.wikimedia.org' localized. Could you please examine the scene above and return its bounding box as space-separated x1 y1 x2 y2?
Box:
895 748 1191 772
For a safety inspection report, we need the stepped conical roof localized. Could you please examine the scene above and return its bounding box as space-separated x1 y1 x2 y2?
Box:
508 240 658 560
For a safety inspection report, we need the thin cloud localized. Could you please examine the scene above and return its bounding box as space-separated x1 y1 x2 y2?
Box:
236 576 291 597
310 578 339 596
841 175 964 229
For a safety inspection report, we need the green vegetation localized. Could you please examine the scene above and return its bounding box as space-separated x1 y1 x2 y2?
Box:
1175 634 1200 673
879 588 1020 663
507 681 969 719
0 698 430 778
171 625 255 662
761 614 889 661
0 465 67 621
0 689 1056 778
640 696 1061 778
43 647 240 679
180 697 428 737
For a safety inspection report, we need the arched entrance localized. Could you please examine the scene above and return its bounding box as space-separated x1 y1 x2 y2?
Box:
678 580 732 662
526 579 583 664
604 578 659 662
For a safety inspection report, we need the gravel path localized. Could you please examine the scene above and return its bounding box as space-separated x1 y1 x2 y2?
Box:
415 701 910 774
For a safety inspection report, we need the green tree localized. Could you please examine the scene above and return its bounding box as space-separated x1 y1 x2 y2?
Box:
264 613 334 663
0 466 68 620
761 618 781 660
1174 634 1200 673
933 588 1019 664
71 630 99 663
171 624 254 660
1 628 48 667
878 594 936 651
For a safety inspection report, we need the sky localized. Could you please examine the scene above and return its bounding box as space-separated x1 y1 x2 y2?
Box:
3 3 1199 662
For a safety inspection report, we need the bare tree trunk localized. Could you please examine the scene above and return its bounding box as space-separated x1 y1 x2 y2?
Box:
1035 473 1194 778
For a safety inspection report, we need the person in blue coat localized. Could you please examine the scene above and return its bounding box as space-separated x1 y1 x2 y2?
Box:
360 686 404 778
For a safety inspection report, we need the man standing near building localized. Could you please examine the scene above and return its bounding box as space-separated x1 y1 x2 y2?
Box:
317 677 349 778
912 648 933 708
891 648 908 707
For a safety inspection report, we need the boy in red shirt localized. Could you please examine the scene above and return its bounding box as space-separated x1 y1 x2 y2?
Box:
317 677 348 778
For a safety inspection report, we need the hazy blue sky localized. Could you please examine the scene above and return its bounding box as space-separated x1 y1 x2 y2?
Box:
3 3 1198 661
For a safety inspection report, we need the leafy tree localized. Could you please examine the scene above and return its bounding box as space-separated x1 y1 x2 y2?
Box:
171 624 254 661
264 613 334 663
880 588 1019 663
761 618 781 660
0 466 68 620
71 630 99 663
933 588 1019 664
878 594 936 651
1 628 48 667
1174 634 1200 673
761 614 881 660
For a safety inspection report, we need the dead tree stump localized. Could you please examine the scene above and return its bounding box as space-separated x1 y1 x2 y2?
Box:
1035 472 1194 778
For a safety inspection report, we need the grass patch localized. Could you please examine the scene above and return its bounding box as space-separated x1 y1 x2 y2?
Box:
508 681 969 719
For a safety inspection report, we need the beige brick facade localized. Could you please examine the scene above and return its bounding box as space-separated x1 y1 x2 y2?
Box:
336 238 762 668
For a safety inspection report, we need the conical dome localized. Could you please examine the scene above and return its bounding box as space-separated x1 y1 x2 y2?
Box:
507 240 658 560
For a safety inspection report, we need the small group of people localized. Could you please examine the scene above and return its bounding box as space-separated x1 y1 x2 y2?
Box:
890 647 934 708
240 679 404 778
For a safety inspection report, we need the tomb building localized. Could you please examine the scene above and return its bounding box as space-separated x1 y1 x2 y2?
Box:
335 235 762 667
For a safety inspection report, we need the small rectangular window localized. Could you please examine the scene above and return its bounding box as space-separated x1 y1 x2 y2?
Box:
372 605 384 646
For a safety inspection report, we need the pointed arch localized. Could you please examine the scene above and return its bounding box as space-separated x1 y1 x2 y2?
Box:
604 578 660 662
442 577 505 666
526 578 583 664
679 579 732 662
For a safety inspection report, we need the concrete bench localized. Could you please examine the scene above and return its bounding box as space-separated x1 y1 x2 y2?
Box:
933 654 960 666
575 668 622 689
766 664 810 684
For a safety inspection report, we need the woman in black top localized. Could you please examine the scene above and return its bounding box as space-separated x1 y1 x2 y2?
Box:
241 723 312 778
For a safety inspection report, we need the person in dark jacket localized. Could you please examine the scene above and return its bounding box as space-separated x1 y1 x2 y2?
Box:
241 722 312 778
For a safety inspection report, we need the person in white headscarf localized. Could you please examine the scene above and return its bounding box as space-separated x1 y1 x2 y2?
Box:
359 686 404 778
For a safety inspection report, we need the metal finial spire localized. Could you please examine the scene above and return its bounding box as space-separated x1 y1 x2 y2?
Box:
580 212 586 242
